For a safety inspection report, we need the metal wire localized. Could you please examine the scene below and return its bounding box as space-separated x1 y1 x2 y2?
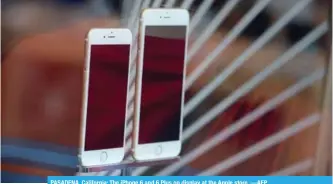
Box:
123 0 154 161
127 86 135 107
125 118 133 138
181 0 196 9
187 0 241 61
127 0 143 29
136 67 325 176
184 0 272 73
130 0 152 63
129 63 137 86
184 0 313 117
182 21 327 142
268 159 313 176
125 138 133 151
164 0 177 8
189 0 215 34
152 0 164 8
199 113 320 175
186 0 316 89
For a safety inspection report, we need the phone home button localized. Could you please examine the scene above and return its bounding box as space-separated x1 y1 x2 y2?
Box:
100 152 108 162
155 145 162 155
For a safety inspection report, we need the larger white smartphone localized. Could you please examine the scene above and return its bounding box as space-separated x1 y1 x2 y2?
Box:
80 28 132 166
133 9 189 160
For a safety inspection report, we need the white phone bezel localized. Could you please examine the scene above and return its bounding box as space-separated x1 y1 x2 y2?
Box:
79 28 132 166
133 9 189 160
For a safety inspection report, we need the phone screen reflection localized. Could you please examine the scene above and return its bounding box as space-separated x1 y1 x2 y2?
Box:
138 26 187 144
84 45 130 151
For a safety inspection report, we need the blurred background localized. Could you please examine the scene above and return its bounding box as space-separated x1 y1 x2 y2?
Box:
1 0 332 181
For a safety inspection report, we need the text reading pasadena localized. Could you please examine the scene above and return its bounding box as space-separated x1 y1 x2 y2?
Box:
50 180 242 184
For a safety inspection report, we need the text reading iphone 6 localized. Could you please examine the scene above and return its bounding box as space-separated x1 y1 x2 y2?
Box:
80 28 132 166
133 9 189 160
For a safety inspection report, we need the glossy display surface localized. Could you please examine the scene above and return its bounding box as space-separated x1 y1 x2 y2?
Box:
138 26 187 144
85 44 130 151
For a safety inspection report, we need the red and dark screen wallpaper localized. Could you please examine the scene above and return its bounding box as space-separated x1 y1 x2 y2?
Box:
84 44 130 151
138 25 187 144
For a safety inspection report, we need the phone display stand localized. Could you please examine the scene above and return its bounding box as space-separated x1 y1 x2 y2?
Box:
77 155 180 176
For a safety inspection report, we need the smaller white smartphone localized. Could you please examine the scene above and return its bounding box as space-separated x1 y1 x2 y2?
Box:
79 28 132 166
133 8 189 160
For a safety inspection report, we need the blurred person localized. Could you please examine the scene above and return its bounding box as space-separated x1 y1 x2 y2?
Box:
1 0 329 181
1 0 120 181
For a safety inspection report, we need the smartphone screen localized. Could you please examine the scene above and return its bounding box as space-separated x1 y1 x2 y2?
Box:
84 44 130 151
138 25 187 144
